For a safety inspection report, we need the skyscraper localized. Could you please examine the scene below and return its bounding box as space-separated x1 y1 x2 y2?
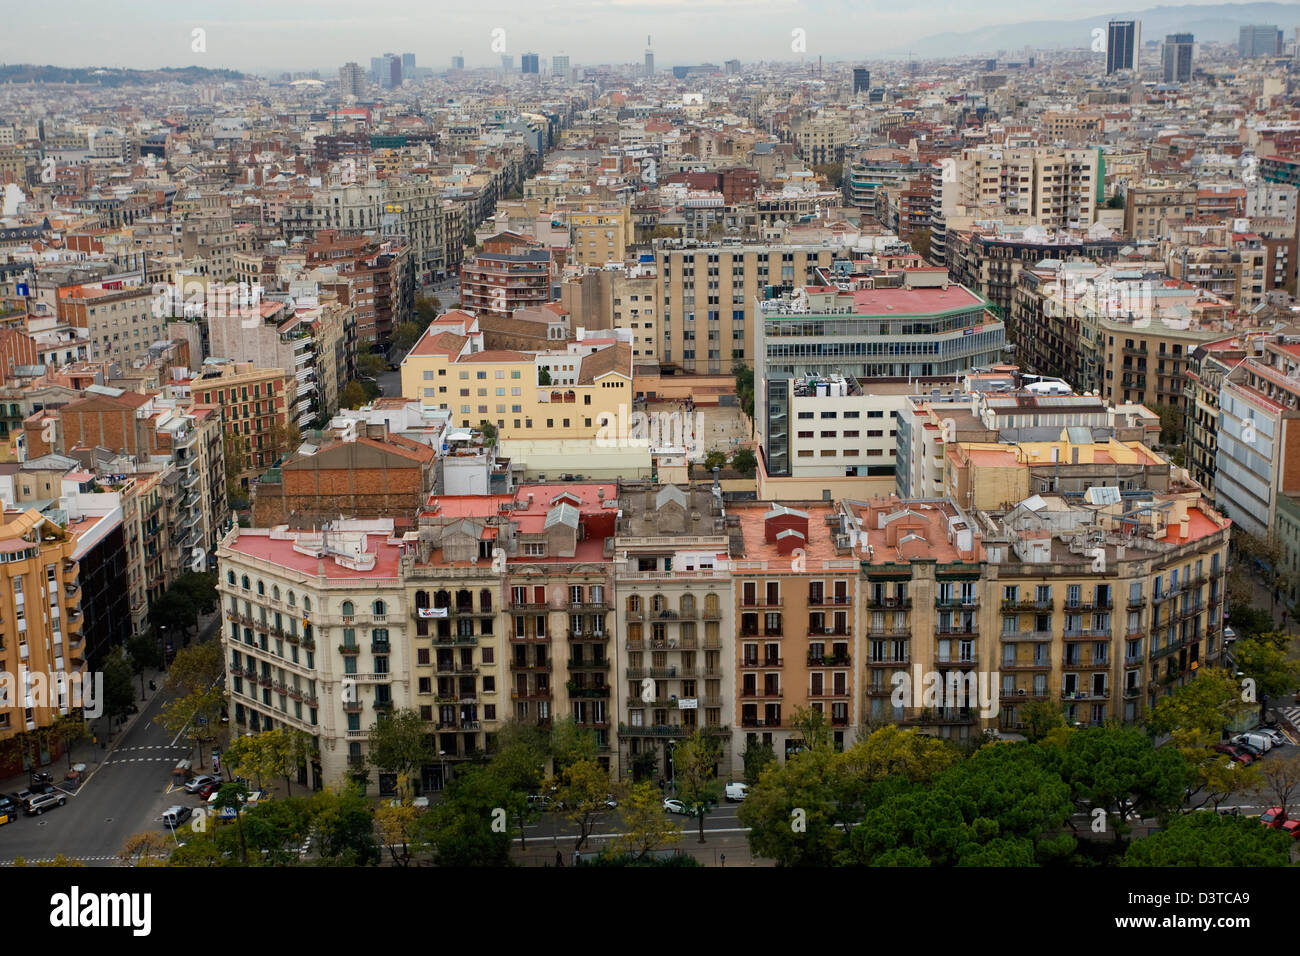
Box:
501 54 514 71
521 52 540 74
451 55 465 71
1162 34 1193 82
853 67 870 94
389 55 402 88
1240 24 1283 57
645 35 654 76
1106 20 1140 73
339 61 366 97
552 54 570 78
401 53 415 74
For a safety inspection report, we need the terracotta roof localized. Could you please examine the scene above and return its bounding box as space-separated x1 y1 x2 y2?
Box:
408 329 468 358
576 343 631 385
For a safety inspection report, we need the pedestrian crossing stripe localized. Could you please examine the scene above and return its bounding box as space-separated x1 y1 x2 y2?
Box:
0 856 120 865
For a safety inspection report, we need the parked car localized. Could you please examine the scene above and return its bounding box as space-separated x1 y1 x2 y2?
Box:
1211 743 1254 765
184 774 220 794
1234 732 1273 754
1234 740 1266 758
725 782 749 802
1261 728 1289 748
1261 806 1287 828
0 794 19 821
1281 819 1300 840
662 798 687 814
527 794 556 811
23 792 66 816
161 805 192 829
194 782 221 800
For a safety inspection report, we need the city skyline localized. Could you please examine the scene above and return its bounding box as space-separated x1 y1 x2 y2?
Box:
0 0 1270 72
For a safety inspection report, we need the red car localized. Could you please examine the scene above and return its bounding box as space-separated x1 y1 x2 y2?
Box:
1212 743 1255 765
1280 819 1300 840
1261 806 1287 828
194 782 221 800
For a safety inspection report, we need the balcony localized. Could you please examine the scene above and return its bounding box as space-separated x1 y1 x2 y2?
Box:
807 626 852 639
935 657 979 669
510 689 553 701
865 685 896 697
509 657 550 671
373 700 395 713
567 630 609 641
808 594 852 607
435 635 481 646
739 598 783 609
567 658 610 669
1061 689 1109 701
508 632 549 643
1001 660 1051 671
508 599 552 612
866 597 911 610
1000 599 1052 612
619 724 729 738
568 686 611 699
1001 630 1054 642
343 701 363 714
935 629 978 640
934 598 978 610
807 654 852 667
338 644 361 655
370 640 391 654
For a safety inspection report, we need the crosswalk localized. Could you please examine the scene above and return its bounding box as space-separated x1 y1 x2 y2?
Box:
0 856 121 866
1278 706 1300 730
114 746 188 752
104 757 181 764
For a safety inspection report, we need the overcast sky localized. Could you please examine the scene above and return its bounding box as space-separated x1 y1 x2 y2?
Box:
0 0 1258 73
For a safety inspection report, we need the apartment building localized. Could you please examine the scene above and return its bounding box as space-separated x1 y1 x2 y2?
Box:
0 509 87 776
1215 331 1300 539
460 232 552 318
732 502 861 758
217 521 410 791
55 284 164 366
1124 183 1196 241
941 146 1100 231
1184 337 1249 498
569 208 633 266
655 244 836 372
190 360 294 490
614 483 733 777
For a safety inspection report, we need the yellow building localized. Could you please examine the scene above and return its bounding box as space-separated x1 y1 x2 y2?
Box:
570 207 633 266
0 509 86 775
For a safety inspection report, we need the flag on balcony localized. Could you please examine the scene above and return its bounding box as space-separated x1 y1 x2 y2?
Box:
418 608 449 618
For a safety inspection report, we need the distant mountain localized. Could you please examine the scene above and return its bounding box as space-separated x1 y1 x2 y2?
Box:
884 2 1300 58
0 64 246 86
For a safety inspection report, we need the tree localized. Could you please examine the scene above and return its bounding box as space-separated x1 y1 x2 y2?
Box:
375 802 426 866
414 296 439 327
390 321 423 355
1060 727 1193 842
671 730 723 843
550 757 614 853
741 739 776 786
733 360 754 424
223 730 285 791
101 649 135 727
846 742 1076 866
311 786 379 866
1260 751 1300 817
166 640 223 696
340 380 368 410
1105 194 1125 210
612 780 682 861
213 780 251 864
538 366 552 386
488 719 548 848
549 716 599 776
174 571 219 617
739 745 845 866
154 687 224 764
1233 633 1300 700
118 831 172 867
730 448 757 477
415 764 513 866
1153 403 1185 448
48 712 89 769
788 706 833 753
477 420 497 445
357 352 388 379
703 450 727 472
1147 667 1249 739
272 727 314 796
1019 699 1067 742
907 227 932 262
125 632 163 700
1122 811 1292 866
812 162 843 188
367 708 436 801
243 796 315 866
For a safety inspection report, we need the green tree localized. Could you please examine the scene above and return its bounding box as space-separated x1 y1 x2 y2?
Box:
488 720 549 847
154 686 224 763
1019 699 1067 742
415 764 513 866
174 571 219 616
367 708 436 801
166 640 223 697
311 786 380 866
477 420 498 445
375 801 426 866
538 366 552 386
548 717 599 776
1060 727 1193 842
788 705 832 753
1260 751 1300 817
703 450 727 472
741 738 776 786
1122 811 1292 866
550 757 614 853
1147 667 1249 739
611 780 682 861
213 780 252 864
243 796 315 866
223 730 285 791
739 745 844 866
672 730 723 844
357 352 388 379
846 742 1075 866
118 831 172 867
812 162 843 188
390 321 423 355
730 448 757 477
1153 403 1185 448
1105 194 1125 209
733 360 754 424
48 712 90 769
340 380 368 409
1233 632 1300 700
126 631 163 700
101 649 135 724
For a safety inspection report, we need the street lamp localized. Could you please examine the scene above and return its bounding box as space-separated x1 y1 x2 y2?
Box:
159 625 168 673
439 749 447 792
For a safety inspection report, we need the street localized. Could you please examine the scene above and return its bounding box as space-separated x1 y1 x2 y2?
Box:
0 614 223 866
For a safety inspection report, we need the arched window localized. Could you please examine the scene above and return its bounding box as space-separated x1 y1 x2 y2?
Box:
652 594 666 613
628 595 641 613
227 570 236 585
341 600 355 617
256 580 265 596
272 586 280 601
681 594 696 616
373 600 386 616
480 588 493 612
288 591 296 607
303 597 312 613
415 590 430 609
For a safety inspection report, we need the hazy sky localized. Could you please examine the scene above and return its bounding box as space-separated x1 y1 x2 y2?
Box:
0 0 1261 72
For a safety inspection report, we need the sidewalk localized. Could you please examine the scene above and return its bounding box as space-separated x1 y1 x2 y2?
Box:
0 609 222 797
511 827 770 867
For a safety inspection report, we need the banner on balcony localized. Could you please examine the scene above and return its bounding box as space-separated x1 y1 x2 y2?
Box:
418 608 449 618
677 698 698 710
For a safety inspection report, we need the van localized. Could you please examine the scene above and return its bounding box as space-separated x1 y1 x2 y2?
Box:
725 782 749 802
1234 732 1272 754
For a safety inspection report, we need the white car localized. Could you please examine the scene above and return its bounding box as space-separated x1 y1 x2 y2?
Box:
725 782 749 802
662 797 686 814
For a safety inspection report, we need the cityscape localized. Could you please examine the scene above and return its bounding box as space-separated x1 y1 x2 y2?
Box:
2 1 1300 890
